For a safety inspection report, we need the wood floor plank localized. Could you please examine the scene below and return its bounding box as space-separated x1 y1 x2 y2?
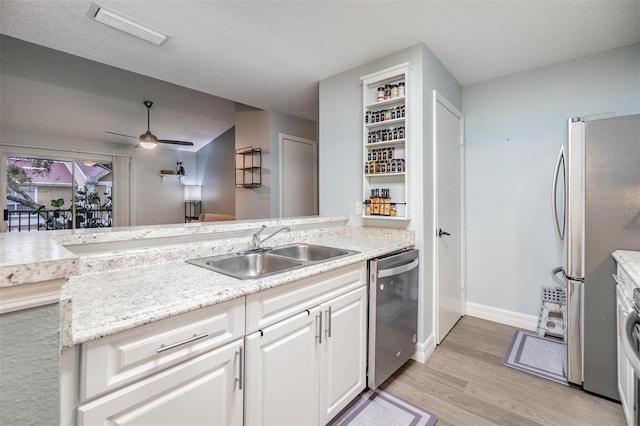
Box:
381 316 626 426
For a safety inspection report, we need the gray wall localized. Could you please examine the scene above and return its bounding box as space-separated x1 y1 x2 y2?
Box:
235 110 271 219
235 109 317 219
0 304 60 425
268 110 317 217
318 43 462 344
462 44 640 316
196 127 236 216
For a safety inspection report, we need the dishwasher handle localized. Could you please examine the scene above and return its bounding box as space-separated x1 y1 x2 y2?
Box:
377 258 419 278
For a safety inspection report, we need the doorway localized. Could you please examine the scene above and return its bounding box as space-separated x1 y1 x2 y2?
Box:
279 134 318 217
433 91 465 344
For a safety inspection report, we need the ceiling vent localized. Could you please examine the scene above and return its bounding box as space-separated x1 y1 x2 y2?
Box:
90 3 167 45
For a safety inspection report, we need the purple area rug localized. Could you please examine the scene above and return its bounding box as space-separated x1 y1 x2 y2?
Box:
330 389 438 426
502 329 568 385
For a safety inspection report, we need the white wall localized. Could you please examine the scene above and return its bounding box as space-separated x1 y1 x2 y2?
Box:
463 44 640 316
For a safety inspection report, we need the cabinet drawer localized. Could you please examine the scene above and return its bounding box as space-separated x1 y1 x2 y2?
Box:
78 339 243 426
80 297 245 401
246 262 366 334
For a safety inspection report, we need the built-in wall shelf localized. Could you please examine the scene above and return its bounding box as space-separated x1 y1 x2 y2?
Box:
160 174 186 184
235 147 262 189
361 63 411 220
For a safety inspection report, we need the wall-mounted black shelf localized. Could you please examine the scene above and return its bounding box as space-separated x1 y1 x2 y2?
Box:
235 147 262 189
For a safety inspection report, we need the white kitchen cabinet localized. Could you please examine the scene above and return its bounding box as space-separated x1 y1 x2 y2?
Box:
361 64 411 220
319 286 368 424
78 339 243 425
615 263 636 426
245 308 321 426
245 284 367 425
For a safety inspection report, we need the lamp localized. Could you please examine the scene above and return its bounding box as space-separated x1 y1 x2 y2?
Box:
184 185 202 222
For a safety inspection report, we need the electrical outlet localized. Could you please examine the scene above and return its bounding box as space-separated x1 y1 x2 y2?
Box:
355 201 363 215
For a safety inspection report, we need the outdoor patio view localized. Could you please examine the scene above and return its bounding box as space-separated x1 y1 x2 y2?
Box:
4 157 113 232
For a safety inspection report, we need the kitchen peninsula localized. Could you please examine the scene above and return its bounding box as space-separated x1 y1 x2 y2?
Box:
0 216 414 424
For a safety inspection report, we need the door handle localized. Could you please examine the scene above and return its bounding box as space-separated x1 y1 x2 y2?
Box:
552 145 565 241
438 228 450 237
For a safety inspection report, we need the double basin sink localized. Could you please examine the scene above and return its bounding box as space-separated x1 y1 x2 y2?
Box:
186 243 360 280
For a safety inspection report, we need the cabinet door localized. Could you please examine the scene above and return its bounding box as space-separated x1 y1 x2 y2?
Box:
78 339 243 426
319 286 367 424
245 308 321 426
616 284 634 425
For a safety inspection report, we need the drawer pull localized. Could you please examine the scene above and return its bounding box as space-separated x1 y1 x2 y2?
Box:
156 332 209 353
613 274 627 286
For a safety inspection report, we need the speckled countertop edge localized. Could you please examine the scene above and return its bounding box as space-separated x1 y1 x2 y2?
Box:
0 215 348 286
62 226 414 348
613 250 640 286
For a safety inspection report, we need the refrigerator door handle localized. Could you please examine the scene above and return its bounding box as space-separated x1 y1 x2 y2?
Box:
552 145 566 242
377 258 419 278
551 266 566 287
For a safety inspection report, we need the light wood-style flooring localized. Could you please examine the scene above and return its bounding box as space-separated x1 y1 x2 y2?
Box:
382 316 626 426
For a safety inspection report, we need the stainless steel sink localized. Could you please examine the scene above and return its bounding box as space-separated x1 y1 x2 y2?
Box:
186 243 359 280
269 243 356 262
186 252 302 280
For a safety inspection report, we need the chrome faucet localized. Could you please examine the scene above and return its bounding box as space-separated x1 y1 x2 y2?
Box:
251 225 291 250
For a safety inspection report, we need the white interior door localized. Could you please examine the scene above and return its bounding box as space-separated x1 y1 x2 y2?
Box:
279 134 317 217
434 91 464 344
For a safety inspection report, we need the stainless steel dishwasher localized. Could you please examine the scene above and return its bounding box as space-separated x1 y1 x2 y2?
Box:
368 249 419 389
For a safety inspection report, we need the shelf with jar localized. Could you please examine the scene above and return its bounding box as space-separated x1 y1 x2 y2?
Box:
361 63 410 221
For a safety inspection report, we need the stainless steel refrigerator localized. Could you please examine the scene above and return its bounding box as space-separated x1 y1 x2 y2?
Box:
551 114 640 400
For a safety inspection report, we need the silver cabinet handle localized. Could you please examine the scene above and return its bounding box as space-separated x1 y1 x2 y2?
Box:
156 332 208 353
237 346 244 391
316 313 322 344
613 274 627 287
377 258 419 278
325 306 332 338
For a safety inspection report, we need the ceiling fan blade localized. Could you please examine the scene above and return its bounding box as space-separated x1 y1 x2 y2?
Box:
105 131 138 139
157 139 195 146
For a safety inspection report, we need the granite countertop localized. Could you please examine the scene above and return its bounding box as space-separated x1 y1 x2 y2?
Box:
62 224 414 348
613 250 640 286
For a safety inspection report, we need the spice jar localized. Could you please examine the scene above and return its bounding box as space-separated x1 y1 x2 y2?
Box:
398 82 405 97
377 87 385 102
391 84 399 98
384 84 391 100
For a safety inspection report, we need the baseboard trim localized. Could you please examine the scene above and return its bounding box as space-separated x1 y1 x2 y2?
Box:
466 302 537 331
413 334 435 363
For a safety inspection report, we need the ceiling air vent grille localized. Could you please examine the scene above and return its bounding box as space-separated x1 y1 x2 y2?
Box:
92 5 167 45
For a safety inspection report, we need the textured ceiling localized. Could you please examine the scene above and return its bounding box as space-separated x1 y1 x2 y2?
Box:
1 0 639 130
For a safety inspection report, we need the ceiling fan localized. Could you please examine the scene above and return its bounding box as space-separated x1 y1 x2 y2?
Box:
106 101 194 149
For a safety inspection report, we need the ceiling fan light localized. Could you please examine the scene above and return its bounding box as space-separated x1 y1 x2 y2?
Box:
139 130 158 149
139 141 157 149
